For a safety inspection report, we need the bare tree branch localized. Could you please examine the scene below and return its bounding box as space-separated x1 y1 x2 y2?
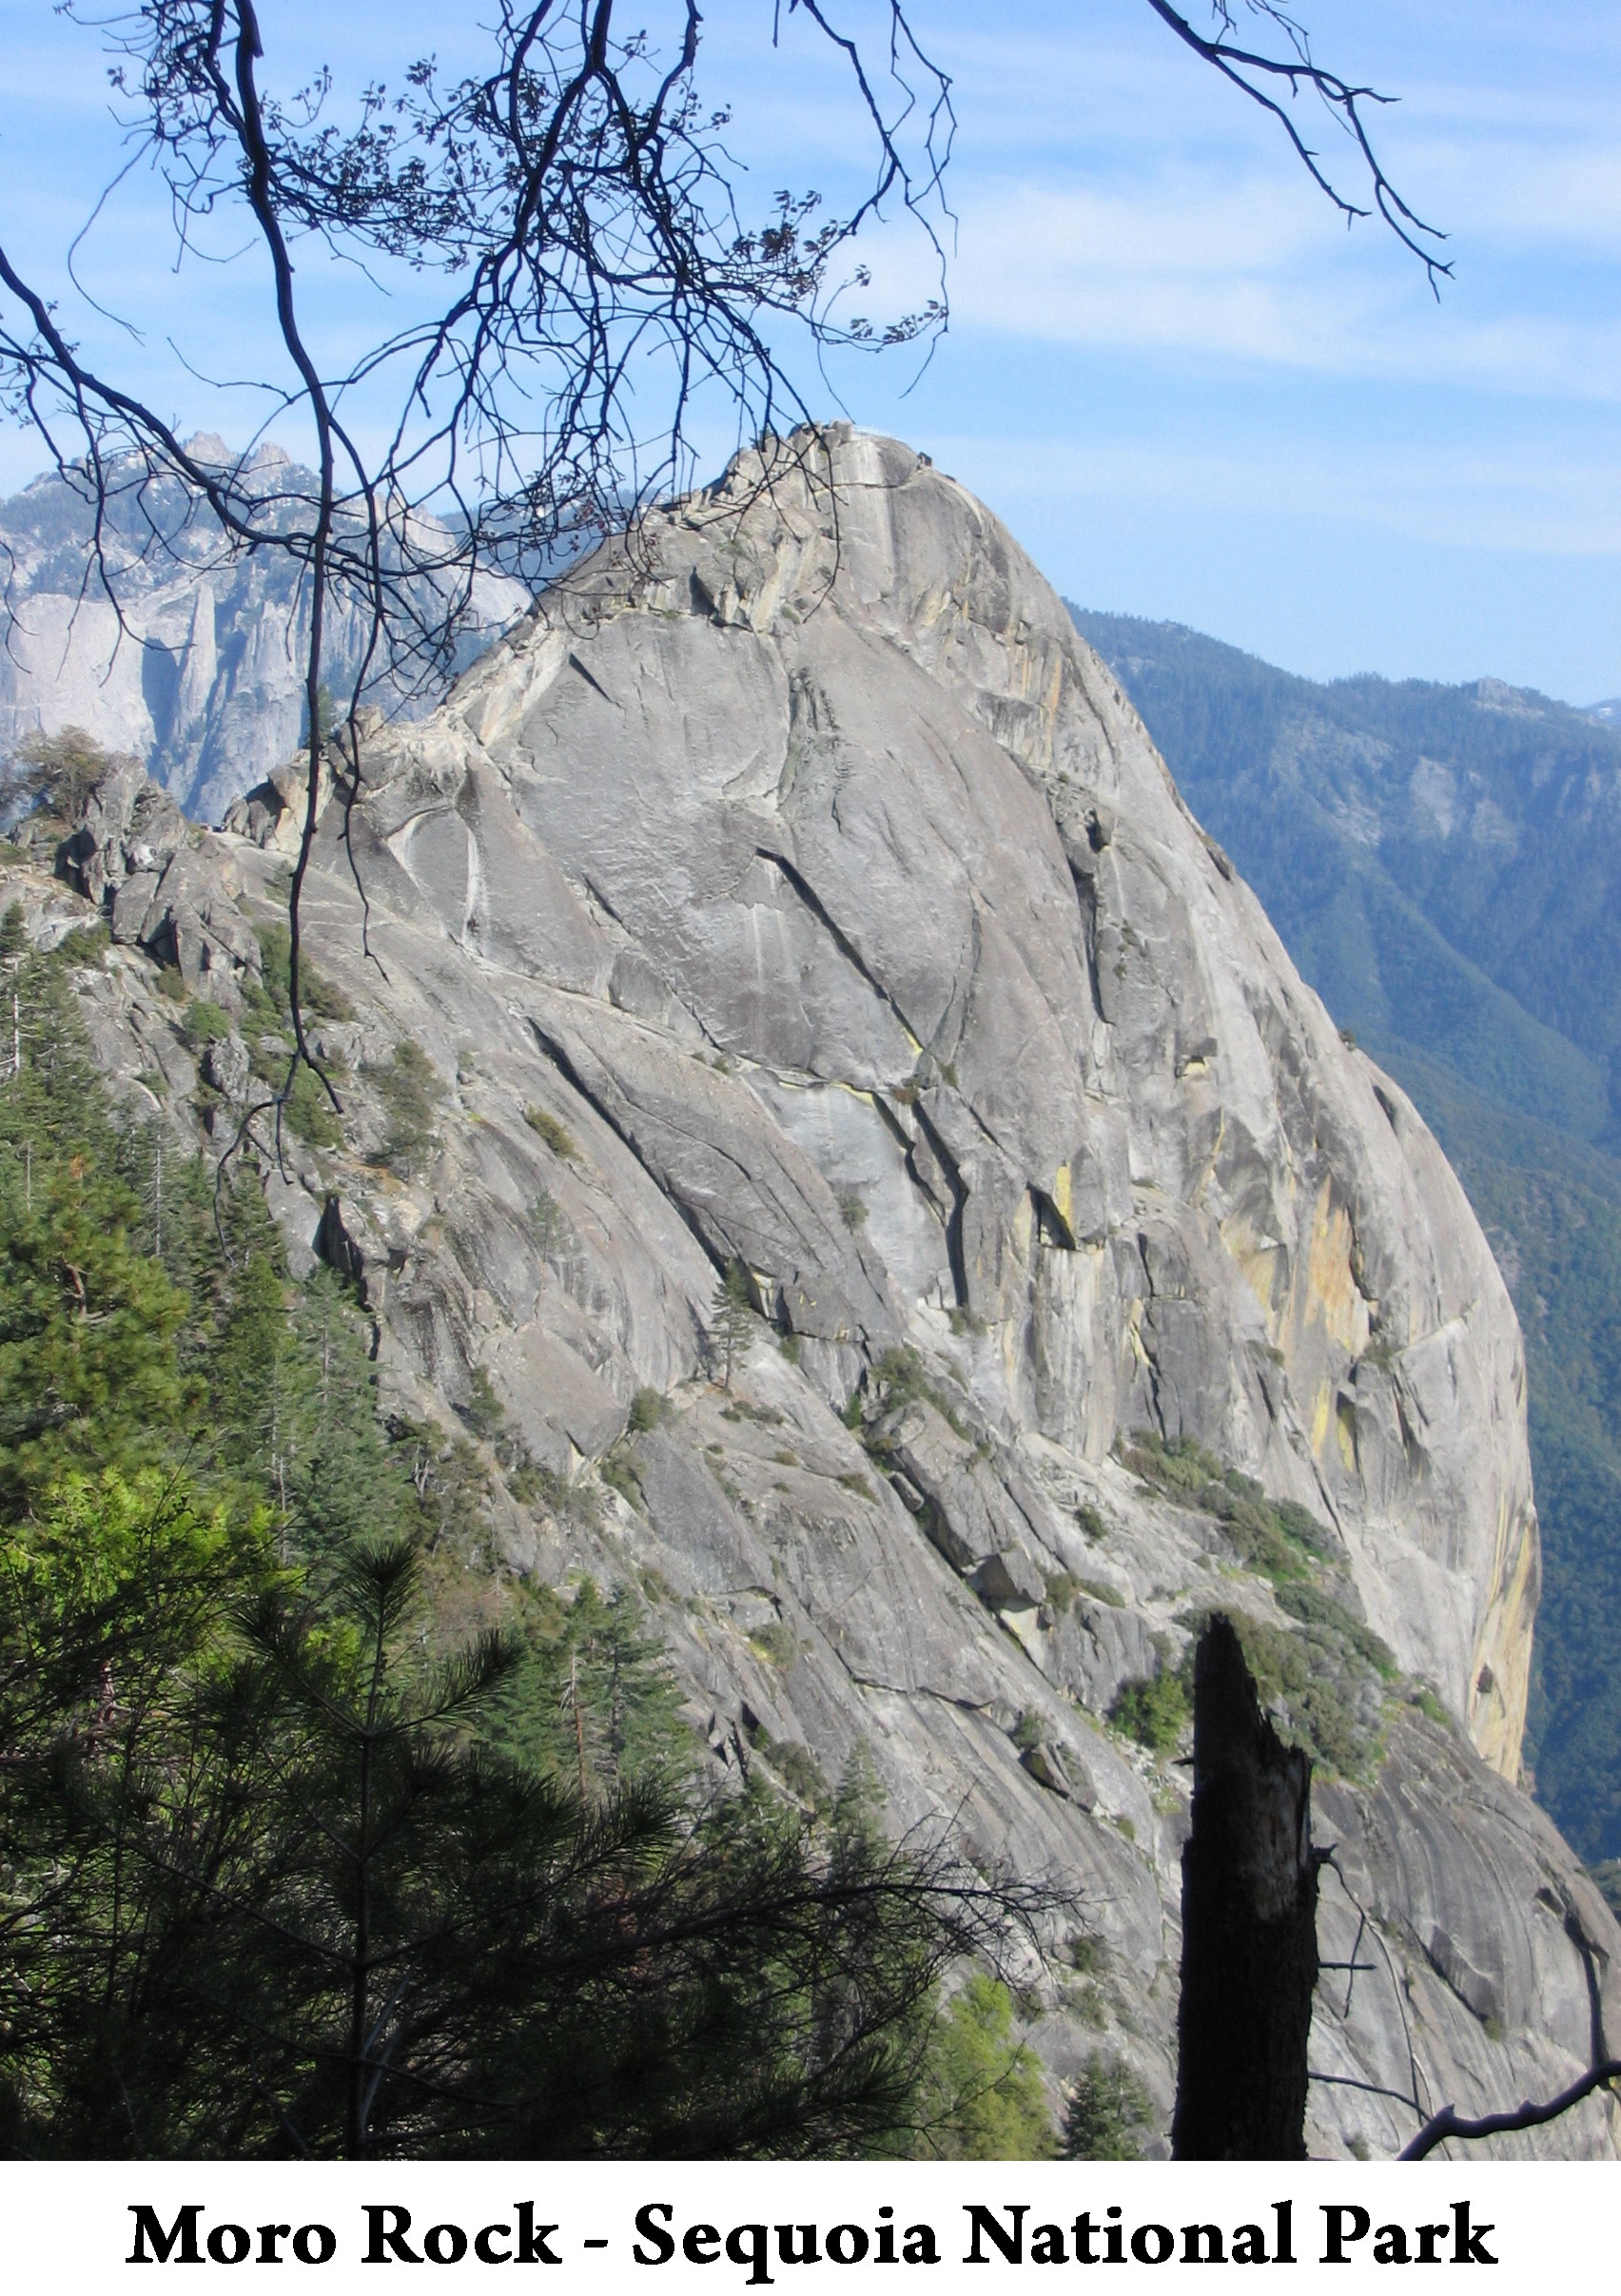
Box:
1142 0 1450 293
0 0 1445 1158
1399 2061 1621 2162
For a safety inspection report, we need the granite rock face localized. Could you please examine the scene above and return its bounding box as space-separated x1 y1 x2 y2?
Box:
15 424 1614 2156
0 444 523 823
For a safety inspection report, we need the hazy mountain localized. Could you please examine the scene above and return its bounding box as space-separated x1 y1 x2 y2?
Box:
1071 609 1621 1856
0 439 524 823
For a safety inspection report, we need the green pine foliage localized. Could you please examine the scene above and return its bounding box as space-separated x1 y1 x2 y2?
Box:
1118 1432 1394 1777
369 1039 441 1177
0 930 1045 2158
523 1103 579 1161
485 1575 693 1796
250 920 353 1025
1 1498 1028 2158
2 728 122 827
1110 1670 1190 1756
710 1259 755 1389
180 997 232 1049
0 953 200 1512
903 1974 1057 2160
1118 1430 1334 1584
1063 2053 1154 2159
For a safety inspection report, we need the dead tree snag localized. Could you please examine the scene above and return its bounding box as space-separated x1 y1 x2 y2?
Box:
1172 1613 1318 2158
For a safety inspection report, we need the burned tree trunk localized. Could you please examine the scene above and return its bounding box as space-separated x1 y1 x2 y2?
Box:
1171 1614 1318 2159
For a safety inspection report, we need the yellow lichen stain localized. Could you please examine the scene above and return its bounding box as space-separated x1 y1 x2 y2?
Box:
1304 1179 1370 1358
913 583 953 632
1052 1162 1073 1235
1221 1212 1282 1333
1469 1494 1539 1780
1309 1381 1333 1458
1011 1191 1035 1262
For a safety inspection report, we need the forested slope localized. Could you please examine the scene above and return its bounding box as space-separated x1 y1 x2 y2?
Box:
0 907 1052 2159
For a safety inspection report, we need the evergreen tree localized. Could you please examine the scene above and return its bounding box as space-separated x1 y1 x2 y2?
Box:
369 1040 440 1178
0 1515 1044 2158
0 957 202 1513
0 929 1057 2162
1 727 122 826
0 1466 280 2152
486 1576 693 1797
901 1973 1057 2160
711 1259 755 1390
1062 2053 1153 2161
282 1271 401 1547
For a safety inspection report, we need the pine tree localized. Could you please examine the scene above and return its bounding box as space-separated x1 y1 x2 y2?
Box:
0 962 201 1513
0 936 1057 2162
710 1259 755 1390
903 1973 1058 2160
1063 2053 1153 2160
0 1509 1046 2159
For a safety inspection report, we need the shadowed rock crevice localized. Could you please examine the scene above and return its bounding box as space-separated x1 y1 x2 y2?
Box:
754 845 924 1063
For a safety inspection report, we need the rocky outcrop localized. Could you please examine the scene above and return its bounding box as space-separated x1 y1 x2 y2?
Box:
10 424 1611 2156
0 445 523 822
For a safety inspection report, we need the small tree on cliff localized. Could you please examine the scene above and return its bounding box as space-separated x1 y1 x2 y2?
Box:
711 1261 755 1391
0 729 126 830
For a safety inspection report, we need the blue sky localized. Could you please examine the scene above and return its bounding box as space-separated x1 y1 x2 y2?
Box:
2 1 1620 699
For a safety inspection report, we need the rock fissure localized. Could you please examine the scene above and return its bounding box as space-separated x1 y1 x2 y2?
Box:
753 843 923 1062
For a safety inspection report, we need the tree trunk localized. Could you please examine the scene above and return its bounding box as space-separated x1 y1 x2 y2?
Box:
1171 1614 1318 2159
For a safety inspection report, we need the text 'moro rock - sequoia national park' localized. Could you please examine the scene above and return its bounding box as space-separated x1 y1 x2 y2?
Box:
11 425 1618 2156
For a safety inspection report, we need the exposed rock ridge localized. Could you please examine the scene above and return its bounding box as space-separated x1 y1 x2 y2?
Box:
423 425 1537 1775
14 423 1610 2156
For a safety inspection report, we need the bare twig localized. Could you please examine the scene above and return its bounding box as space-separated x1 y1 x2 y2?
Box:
1143 0 1451 294
0 0 1445 1170
1400 2061 1621 2162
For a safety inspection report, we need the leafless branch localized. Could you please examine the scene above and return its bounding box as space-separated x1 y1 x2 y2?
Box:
1400 2060 1621 2161
1142 0 1450 294
0 0 1444 1145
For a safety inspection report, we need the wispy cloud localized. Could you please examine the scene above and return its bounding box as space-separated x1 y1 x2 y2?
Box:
930 429 1621 559
879 171 1621 401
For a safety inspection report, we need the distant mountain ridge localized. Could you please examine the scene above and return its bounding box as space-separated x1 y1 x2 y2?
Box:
1071 608 1621 1857
1070 613 1621 1147
0 441 523 823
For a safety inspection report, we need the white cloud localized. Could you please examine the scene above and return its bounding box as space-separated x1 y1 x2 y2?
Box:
874 171 1621 400
929 429 1621 558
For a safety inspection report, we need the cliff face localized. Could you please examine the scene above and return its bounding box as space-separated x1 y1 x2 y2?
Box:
395 425 1539 1773
1068 610 1621 1865
0 444 521 823
17 425 1617 2155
